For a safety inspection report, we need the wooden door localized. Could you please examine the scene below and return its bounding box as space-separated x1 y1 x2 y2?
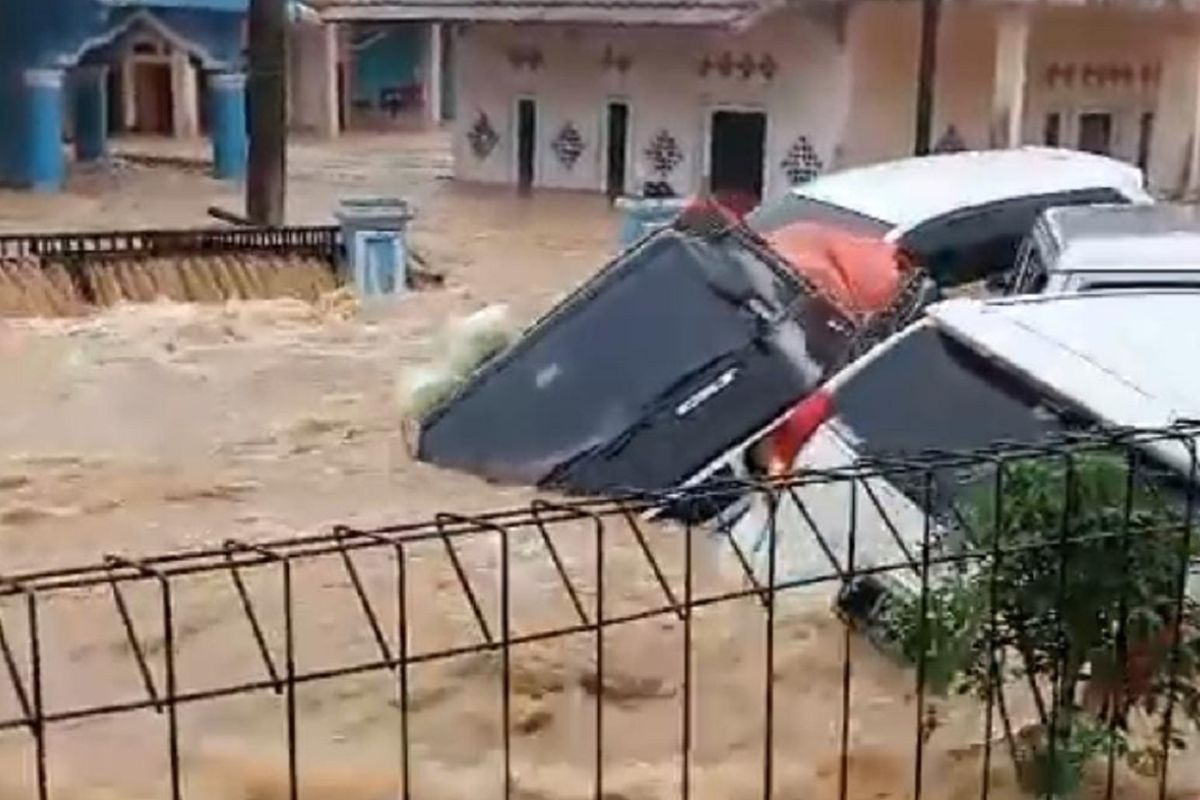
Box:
134 62 174 135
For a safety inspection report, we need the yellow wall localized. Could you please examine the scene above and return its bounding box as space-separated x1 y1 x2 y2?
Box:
839 2 1182 180
1023 6 1177 162
839 2 996 165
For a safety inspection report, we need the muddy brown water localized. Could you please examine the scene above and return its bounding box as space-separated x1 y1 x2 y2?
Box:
0 255 338 318
0 142 1196 800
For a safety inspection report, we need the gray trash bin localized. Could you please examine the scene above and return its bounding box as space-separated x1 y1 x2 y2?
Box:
614 196 688 248
336 197 414 296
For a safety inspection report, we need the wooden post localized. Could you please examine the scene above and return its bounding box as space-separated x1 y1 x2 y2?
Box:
913 0 942 156
246 0 288 225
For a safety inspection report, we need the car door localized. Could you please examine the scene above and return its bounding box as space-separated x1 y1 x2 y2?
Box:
724 420 930 596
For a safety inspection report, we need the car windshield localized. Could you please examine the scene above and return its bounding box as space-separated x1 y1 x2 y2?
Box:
835 326 1079 458
747 194 893 239
831 325 1193 542
832 325 1089 524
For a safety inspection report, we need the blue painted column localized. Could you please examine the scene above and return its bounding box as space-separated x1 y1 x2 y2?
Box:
208 71 247 181
72 66 108 163
24 69 66 192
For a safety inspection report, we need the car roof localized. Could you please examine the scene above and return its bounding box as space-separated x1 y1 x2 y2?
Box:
793 148 1149 233
1041 204 1200 273
929 291 1200 470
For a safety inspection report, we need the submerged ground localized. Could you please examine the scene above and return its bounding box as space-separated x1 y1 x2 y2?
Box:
0 133 1196 800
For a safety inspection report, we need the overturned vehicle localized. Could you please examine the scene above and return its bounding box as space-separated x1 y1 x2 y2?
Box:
415 204 931 508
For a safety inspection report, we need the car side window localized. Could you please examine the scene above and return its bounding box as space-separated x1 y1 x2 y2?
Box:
1080 279 1200 292
1011 237 1049 294
901 188 1130 287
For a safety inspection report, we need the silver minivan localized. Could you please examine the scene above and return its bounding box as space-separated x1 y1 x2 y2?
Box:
1007 203 1200 295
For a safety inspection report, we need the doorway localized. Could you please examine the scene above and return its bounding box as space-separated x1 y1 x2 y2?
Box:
440 25 456 121
605 102 630 198
1137 111 1154 170
709 110 766 211
196 66 211 134
1077 112 1114 156
133 62 173 135
106 67 123 134
337 62 347 132
517 98 537 191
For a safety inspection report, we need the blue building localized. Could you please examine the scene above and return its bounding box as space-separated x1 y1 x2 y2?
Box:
0 0 252 191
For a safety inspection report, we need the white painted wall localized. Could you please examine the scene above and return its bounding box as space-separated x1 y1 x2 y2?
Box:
1152 29 1200 195
290 19 340 136
452 11 852 199
840 2 997 164
450 3 1199 196
1023 6 1175 163
170 48 200 138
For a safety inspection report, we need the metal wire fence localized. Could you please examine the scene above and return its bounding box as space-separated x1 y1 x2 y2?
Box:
1 425 1198 800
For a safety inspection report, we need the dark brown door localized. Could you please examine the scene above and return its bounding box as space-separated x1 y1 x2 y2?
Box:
517 98 536 192
605 102 629 199
1077 112 1113 156
710 110 766 212
134 62 174 135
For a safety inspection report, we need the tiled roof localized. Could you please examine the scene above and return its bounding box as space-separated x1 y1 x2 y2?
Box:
313 0 769 26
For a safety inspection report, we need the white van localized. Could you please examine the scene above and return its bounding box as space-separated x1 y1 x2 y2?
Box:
749 148 1153 288
1007 203 1200 295
723 291 1200 608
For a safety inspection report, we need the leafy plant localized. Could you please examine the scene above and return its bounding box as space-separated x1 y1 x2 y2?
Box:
884 452 1200 797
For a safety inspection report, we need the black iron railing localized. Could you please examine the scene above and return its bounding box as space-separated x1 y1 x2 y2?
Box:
0 425 1197 800
0 226 342 265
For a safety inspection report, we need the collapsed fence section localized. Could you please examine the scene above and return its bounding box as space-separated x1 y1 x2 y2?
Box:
0 426 1198 800
0 225 344 316
0 227 342 264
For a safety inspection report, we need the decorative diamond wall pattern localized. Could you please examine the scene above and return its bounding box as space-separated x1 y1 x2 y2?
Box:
781 136 823 185
551 123 586 170
645 130 684 177
467 113 500 160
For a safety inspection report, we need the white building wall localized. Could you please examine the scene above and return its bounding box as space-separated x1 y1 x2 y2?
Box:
1022 6 1176 163
452 11 852 199
451 3 1193 195
290 19 340 136
840 3 998 163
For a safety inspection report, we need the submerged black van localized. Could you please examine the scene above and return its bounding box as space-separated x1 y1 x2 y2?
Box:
417 209 873 501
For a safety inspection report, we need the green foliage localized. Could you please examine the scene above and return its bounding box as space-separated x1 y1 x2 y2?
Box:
884 451 1200 797
1014 715 1126 799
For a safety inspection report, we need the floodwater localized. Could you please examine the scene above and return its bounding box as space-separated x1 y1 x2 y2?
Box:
0 135 1196 800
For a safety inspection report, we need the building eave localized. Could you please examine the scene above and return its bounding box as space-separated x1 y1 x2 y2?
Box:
316 0 760 26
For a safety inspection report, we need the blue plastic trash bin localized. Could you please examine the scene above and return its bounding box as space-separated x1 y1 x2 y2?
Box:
614 197 688 249
336 198 414 296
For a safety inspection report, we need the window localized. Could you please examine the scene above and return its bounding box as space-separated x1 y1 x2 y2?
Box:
1010 236 1049 294
1043 113 1062 147
1138 112 1155 171
1080 279 1200 292
746 195 892 239
832 325 1086 510
900 188 1131 286
836 326 1078 459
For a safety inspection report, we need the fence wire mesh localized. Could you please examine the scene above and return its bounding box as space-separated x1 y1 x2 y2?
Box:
1 425 1198 800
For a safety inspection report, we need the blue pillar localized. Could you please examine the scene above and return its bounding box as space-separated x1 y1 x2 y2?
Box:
208 71 247 181
73 66 108 163
24 69 65 192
